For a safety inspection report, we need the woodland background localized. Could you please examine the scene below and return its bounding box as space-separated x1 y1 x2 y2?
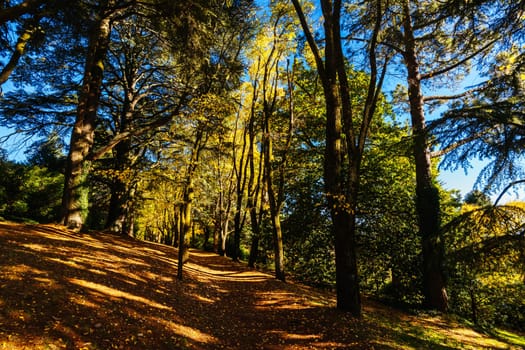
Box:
0 0 523 332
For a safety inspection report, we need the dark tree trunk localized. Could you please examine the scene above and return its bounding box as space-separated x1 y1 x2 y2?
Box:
177 129 204 279
61 16 111 230
291 0 362 316
402 0 448 312
105 139 132 235
106 179 127 232
177 186 193 280
232 203 243 261
247 205 261 268
105 57 137 235
232 127 248 262
246 92 263 268
262 101 285 282
323 82 360 315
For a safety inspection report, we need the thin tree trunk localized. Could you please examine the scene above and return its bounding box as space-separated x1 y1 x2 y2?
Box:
402 0 447 312
61 16 111 230
232 115 249 261
247 71 263 268
247 209 260 267
263 117 285 280
247 151 264 267
177 186 193 280
261 70 285 281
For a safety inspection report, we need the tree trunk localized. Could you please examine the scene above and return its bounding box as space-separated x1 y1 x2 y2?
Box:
290 0 361 316
262 105 285 281
105 68 136 235
177 129 204 279
105 140 132 235
61 16 111 230
266 165 285 281
232 199 243 261
213 220 219 253
232 125 248 262
247 203 261 268
247 91 263 268
324 82 360 315
402 0 448 312
177 186 193 280
220 217 229 256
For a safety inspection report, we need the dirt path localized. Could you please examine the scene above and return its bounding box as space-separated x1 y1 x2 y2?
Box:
0 222 519 349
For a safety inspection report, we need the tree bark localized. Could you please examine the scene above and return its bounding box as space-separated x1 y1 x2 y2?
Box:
261 73 285 281
402 0 448 312
61 16 111 230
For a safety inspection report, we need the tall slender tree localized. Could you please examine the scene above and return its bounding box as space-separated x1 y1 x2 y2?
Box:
291 0 388 315
378 0 524 310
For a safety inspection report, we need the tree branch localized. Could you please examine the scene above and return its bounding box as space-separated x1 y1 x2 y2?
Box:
430 129 492 158
420 39 498 80
290 0 326 81
494 179 525 206
0 0 43 26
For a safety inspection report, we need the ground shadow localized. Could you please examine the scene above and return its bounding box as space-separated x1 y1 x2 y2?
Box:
0 222 518 349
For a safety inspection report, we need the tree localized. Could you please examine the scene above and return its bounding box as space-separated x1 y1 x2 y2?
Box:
61 0 254 230
243 2 298 280
370 0 522 311
60 1 116 229
0 134 64 223
431 47 525 195
444 201 525 329
0 0 79 86
93 16 197 235
291 0 388 315
464 190 492 207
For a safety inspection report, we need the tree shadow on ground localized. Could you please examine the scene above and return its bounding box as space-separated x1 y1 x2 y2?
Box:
0 222 518 349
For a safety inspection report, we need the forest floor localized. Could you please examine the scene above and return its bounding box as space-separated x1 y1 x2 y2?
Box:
0 221 523 349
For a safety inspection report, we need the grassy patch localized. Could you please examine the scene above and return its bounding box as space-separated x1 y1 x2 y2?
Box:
491 329 525 347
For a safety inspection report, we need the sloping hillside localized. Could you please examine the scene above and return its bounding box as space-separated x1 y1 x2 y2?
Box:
0 222 521 349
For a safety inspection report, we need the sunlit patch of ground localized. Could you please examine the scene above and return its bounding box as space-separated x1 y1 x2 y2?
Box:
0 221 523 349
69 278 172 310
